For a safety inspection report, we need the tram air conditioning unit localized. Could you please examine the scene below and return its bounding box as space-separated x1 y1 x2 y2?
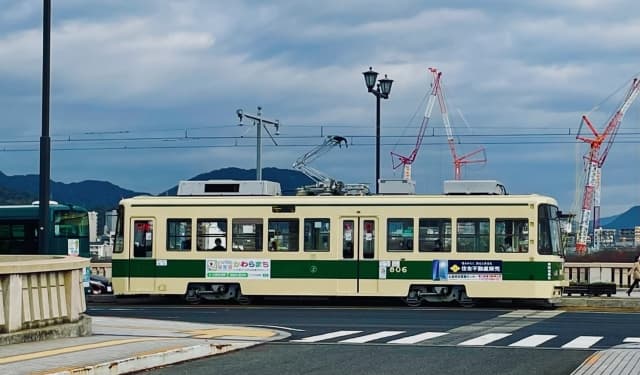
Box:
177 180 282 196
443 180 507 195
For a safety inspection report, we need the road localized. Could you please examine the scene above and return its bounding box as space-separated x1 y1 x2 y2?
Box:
88 299 640 375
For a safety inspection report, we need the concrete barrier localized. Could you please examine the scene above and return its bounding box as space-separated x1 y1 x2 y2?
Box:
0 255 89 334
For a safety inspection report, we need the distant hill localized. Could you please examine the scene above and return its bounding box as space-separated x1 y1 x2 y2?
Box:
160 167 313 196
0 168 313 211
602 205 640 230
0 171 147 211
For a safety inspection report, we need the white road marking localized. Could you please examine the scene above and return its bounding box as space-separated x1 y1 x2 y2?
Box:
509 335 557 347
388 332 449 344
458 333 511 346
250 325 305 332
339 331 405 343
561 336 603 349
291 330 362 342
623 337 640 343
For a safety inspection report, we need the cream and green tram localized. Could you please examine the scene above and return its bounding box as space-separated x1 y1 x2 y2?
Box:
111 191 566 306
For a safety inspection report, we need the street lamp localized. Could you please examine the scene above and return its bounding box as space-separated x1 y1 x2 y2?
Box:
362 67 393 194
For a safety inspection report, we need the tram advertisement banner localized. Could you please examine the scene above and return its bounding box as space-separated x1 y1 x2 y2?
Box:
432 260 502 281
205 259 271 279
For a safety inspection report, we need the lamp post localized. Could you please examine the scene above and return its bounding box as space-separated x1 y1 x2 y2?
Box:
362 67 393 194
39 0 52 252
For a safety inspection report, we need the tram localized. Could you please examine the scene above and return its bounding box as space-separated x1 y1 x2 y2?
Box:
111 180 566 306
0 201 90 257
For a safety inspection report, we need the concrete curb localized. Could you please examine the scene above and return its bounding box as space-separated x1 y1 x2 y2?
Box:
45 341 257 375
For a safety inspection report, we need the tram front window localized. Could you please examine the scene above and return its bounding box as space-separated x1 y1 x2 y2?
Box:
538 204 562 256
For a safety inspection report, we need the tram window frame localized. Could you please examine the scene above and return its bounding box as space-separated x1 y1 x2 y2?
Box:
495 218 529 253
538 204 562 255
268 219 299 252
231 218 263 252
196 219 227 251
456 218 490 253
304 218 330 252
167 219 192 251
387 218 414 252
362 219 375 259
133 220 153 258
418 218 452 252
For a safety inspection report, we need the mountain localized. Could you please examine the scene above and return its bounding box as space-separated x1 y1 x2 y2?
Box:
0 168 313 211
0 171 147 211
602 205 640 230
160 167 314 196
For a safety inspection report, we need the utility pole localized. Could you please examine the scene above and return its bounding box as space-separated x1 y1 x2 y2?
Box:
39 0 51 253
236 107 280 180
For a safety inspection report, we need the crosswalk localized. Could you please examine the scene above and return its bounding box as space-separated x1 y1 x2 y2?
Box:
290 330 640 349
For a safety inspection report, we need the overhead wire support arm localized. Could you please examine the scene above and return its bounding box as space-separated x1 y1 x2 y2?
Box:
236 107 280 181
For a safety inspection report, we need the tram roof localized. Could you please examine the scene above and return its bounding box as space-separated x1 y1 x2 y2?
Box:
120 193 558 207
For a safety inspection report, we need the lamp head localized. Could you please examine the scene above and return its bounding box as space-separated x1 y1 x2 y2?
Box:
236 109 244 125
362 67 378 92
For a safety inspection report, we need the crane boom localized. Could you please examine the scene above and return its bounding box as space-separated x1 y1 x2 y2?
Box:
575 78 640 253
431 68 487 179
390 68 441 180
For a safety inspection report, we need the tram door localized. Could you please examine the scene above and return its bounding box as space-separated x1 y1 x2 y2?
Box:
128 218 155 292
338 217 379 295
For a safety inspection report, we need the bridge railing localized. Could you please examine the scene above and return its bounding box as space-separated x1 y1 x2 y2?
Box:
564 262 634 287
0 255 89 333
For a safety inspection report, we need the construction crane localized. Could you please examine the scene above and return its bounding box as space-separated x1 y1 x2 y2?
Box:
293 135 369 196
575 77 640 253
432 68 486 180
391 68 440 180
391 67 485 180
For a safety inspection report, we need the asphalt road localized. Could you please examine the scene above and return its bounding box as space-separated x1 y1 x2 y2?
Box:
88 299 640 375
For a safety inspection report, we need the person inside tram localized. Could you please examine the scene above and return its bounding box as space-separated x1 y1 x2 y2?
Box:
213 238 225 251
502 237 513 252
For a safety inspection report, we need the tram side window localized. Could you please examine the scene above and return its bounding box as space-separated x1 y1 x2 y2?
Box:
495 219 529 253
114 205 124 254
538 204 561 255
304 218 330 252
232 219 263 251
418 218 452 252
268 219 299 251
133 220 153 258
456 219 489 252
197 219 227 251
387 218 413 252
343 220 354 259
167 219 192 251
362 220 375 259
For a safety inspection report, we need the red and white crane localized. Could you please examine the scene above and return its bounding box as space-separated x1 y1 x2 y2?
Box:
432 68 486 180
391 68 485 180
575 77 640 253
391 68 440 180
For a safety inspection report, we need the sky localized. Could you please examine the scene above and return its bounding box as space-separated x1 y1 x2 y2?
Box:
1 0 640 218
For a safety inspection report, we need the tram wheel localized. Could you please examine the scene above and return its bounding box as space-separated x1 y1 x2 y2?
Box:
184 289 202 304
402 297 422 307
236 294 253 305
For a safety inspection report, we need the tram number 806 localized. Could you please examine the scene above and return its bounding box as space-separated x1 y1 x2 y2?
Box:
389 266 408 273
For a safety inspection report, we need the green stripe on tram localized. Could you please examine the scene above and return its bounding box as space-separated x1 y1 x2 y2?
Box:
113 259 563 281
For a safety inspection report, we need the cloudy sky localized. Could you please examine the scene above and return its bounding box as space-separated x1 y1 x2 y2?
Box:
1 0 640 218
